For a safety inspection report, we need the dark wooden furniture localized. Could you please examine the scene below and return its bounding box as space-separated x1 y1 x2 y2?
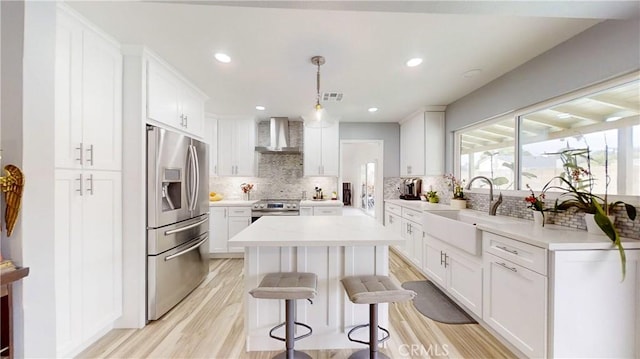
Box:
1 267 29 359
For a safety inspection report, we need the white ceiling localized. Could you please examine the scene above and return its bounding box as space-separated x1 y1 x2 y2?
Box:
67 1 638 123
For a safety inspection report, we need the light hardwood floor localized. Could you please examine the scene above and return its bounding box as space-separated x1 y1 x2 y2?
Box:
78 251 515 358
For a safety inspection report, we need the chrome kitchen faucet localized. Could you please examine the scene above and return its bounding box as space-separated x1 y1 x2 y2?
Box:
466 176 503 216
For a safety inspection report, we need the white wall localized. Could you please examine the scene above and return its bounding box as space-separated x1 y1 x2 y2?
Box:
1 1 57 357
444 18 640 172
339 122 399 177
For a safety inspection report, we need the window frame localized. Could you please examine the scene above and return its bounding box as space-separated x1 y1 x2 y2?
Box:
454 71 640 205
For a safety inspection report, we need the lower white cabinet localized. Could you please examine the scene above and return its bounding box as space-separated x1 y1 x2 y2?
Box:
424 234 483 317
300 207 312 216
209 206 251 255
401 217 423 267
313 207 343 216
54 169 122 357
483 251 547 358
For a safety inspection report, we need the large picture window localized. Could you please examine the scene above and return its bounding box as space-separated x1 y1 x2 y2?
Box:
456 74 640 196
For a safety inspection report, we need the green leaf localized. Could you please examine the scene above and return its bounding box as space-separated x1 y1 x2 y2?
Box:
522 171 537 179
593 201 625 281
492 177 509 186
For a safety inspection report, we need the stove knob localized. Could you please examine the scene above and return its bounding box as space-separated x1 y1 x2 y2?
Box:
292 204 297 208
260 204 265 209
253 204 258 208
285 204 291 209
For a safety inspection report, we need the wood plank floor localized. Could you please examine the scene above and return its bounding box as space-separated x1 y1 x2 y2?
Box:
78 251 515 358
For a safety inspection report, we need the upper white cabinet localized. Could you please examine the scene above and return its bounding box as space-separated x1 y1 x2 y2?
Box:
147 57 206 137
424 112 445 175
217 118 256 176
400 111 445 176
400 113 424 176
55 9 122 171
304 123 339 176
203 116 218 176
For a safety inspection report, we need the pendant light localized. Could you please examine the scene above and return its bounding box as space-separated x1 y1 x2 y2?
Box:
304 55 335 128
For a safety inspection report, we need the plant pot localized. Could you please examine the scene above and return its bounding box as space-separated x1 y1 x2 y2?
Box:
584 213 615 234
428 197 439 203
532 211 544 226
244 192 251 201
450 199 466 209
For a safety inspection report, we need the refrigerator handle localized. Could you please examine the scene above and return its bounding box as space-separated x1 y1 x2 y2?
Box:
185 145 193 211
188 145 198 211
193 144 200 211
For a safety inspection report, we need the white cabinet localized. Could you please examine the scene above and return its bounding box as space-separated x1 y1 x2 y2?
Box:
147 57 207 137
400 113 424 176
401 217 423 267
424 112 445 175
54 8 123 357
304 123 339 176
209 207 229 253
300 207 312 216
55 10 122 171
313 206 343 216
483 252 546 358
209 206 251 255
204 116 218 176
400 111 445 176
423 233 483 317
217 119 256 176
54 170 122 356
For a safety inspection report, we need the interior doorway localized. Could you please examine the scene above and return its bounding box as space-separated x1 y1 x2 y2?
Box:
340 140 384 223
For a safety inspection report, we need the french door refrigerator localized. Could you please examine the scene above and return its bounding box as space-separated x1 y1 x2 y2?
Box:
146 125 209 320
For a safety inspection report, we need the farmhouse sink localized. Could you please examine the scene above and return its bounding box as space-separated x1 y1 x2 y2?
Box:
423 210 484 255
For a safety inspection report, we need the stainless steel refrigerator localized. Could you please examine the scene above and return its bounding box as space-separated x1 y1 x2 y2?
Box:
146 125 209 321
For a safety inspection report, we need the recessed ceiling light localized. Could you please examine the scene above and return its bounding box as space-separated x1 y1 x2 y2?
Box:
463 69 482 78
255 105 265 111
557 113 572 119
368 107 378 113
606 116 622 122
214 53 231 63
406 58 423 67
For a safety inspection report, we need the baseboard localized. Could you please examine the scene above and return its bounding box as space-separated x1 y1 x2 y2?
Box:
209 252 244 259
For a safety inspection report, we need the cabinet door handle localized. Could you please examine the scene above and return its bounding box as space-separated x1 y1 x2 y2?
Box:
444 254 449 268
496 245 519 256
76 174 83 196
408 223 412 234
440 251 445 266
224 208 227 218
86 174 94 195
76 143 84 164
388 215 393 224
496 261 518 273
86 144 94 166
184 115 188 128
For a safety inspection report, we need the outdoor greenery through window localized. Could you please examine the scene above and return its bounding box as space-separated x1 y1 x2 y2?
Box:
457 75 640 196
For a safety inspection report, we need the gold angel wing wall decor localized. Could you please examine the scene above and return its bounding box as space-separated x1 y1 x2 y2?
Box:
1 165 25 236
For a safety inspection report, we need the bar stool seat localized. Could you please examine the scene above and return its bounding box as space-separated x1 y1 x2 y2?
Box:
342 275 416 359
250 272 317 359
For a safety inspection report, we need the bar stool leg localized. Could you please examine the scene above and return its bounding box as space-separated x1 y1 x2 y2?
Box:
274 299 312 359
348 303 390 359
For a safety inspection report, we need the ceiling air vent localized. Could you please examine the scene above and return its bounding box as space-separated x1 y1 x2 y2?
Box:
322 92 343 102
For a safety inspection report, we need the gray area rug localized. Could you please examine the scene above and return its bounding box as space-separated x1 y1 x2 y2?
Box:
401 281 477 325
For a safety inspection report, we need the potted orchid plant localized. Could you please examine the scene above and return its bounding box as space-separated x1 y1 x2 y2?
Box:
524 184 547 226
444 174 466 209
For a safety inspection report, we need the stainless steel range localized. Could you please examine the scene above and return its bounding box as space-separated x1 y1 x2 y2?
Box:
251 199 300 222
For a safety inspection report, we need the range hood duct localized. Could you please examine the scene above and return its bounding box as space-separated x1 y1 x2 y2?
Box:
255 117 301 153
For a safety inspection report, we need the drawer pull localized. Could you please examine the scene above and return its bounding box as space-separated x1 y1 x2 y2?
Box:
497 245 519 255
497 262 518 273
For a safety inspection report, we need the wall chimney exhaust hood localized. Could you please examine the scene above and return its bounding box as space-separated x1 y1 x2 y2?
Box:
255 117 302 153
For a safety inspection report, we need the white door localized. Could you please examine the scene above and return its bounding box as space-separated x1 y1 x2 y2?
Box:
423 236 446 287
411 222 424 268
400 113 425 176
81 171 122 338
209 207 229 253
447 254 483 317
228 216 250 252
54 14 83 170
304 127 322 176
233 120 255 176
81 30 122 171
216 120 234 176
204 117 218 176
147 60 181 129
181 86 205 137
54 169 83 354
320 124 339 176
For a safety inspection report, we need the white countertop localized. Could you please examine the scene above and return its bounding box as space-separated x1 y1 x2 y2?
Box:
422 207 640 250
385 199 456 212
300 199 344 207
209 200 258 207
228 215 403 247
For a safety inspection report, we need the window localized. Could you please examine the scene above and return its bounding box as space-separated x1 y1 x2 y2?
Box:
456 74 640 196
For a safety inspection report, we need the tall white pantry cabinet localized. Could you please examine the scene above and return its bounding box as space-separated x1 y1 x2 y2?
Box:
54 6 123 357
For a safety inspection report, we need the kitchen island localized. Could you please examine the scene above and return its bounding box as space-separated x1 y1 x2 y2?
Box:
228 215 403 351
